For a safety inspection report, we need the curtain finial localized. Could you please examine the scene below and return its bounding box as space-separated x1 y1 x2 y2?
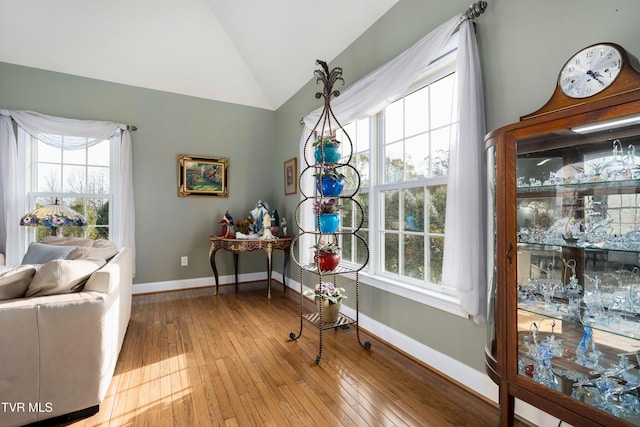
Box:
464 1 488 20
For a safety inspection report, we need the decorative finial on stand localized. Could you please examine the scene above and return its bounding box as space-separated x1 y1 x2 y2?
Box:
314 60 344 107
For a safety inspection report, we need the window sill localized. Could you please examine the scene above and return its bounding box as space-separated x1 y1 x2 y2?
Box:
341 269 467 318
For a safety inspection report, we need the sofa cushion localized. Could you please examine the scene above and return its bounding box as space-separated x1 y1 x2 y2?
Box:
21 242 76 265
67 241 119 261
0 265 37 300
25 259 106 297
41 236 95 247
40 237 119 261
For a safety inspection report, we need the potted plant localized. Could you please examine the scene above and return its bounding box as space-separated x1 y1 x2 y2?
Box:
314 165 346 196
313 135 341 164
312 237 341 272
313 198 343 233
303 281 347 323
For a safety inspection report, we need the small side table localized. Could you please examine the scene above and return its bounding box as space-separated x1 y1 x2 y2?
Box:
208 236 292 299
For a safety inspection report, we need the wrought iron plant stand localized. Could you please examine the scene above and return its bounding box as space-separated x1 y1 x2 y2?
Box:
289 60 371 364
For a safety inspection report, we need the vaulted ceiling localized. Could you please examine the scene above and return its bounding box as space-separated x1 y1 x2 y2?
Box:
0 0 398 110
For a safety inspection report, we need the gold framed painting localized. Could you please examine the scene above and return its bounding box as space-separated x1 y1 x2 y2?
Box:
284 157 297 195
178 155 229 197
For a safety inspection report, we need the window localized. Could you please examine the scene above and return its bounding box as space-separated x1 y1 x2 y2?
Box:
23 132 118 242
336 54 459 303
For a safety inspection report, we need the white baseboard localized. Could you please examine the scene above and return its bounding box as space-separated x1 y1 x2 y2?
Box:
133 273 562 426
132 272 268 294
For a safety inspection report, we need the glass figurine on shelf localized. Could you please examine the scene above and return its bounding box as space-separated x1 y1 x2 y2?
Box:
518 279 540 306
563 258 582 317
572 353 640 417
546 320 564 358
626 144 638 179
533 339 558 390
541 263 561 313
583 274 605 323
575 326 602 370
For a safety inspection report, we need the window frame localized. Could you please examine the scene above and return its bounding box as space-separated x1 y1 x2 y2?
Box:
22 131 118 243
338 50 466 317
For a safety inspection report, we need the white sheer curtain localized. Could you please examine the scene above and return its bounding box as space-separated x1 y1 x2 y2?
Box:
441 20 487 324
299 14 487 323
0 110 136 269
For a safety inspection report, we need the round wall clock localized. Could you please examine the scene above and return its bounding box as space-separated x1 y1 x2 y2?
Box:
558 43 623 98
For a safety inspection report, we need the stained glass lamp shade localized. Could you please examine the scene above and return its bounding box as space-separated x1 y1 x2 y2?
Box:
20 198 87 236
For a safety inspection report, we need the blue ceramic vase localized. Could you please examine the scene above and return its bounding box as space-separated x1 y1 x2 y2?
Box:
318 176 345 196
314 144 341 164
318 213 340 233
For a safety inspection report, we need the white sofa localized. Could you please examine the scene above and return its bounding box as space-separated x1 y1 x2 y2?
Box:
0 244 133 426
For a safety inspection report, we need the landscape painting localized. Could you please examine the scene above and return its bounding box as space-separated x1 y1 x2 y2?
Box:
178 155 229 197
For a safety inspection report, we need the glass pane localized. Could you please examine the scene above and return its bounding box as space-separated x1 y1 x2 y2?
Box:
405 134 429 180
38 140 61 163
383 190 399 230
385 100 403 142
88 140 110 166
63 145 86 165
336 123 353 155
62 196 85 215
384 141 404 183
431 126 451 176
428 235 444 283
430 73 455 128
356 230 369 265
87 166 110 194
608 193 640 234
404 234 424 279
354 192 368 229
342 198 353 228
356 118 370 152
63 165 86 193
384 232 399 273
342 233 352 262
427 185 447 234
92 197 110 239
37 163 61 192
343 163 358 188
35 196 56 208
59 197 86 238
403 188 424 232
355 152 370 187
514 133 640 419
404 86 429 137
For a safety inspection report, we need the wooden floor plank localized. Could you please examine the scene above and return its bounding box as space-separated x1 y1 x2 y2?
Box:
53 282 522 427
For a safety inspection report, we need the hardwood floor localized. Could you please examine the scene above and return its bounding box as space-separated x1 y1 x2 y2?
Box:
60 281 518 427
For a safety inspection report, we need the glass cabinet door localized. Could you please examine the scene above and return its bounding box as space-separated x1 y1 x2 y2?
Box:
515 133 640 423
485 144 498 379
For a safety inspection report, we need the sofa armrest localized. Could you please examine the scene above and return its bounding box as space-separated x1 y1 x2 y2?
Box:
84 247 133 294
0 252 5 266
0 292 107 425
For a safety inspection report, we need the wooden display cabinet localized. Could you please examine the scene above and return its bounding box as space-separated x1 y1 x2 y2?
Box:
485 43 640 426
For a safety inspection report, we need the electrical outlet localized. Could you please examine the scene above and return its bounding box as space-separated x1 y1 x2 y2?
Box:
180 256 188 266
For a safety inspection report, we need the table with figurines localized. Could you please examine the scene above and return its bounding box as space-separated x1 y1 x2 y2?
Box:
209 202 291 299
208 236 292 299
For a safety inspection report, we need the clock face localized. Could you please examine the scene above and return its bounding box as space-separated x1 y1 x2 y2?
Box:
558 44 623 98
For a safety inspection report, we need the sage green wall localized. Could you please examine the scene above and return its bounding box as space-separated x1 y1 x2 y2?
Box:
3 0 640 379
0 61 276 284
274 0 640 373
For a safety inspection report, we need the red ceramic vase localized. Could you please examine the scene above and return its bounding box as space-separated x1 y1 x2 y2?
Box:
315 252 340 272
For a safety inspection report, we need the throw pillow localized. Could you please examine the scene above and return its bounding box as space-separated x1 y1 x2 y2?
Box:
0 265 37 300
25 259 106 297
67 241 118 261
21 242 76 265
40 236 94 247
